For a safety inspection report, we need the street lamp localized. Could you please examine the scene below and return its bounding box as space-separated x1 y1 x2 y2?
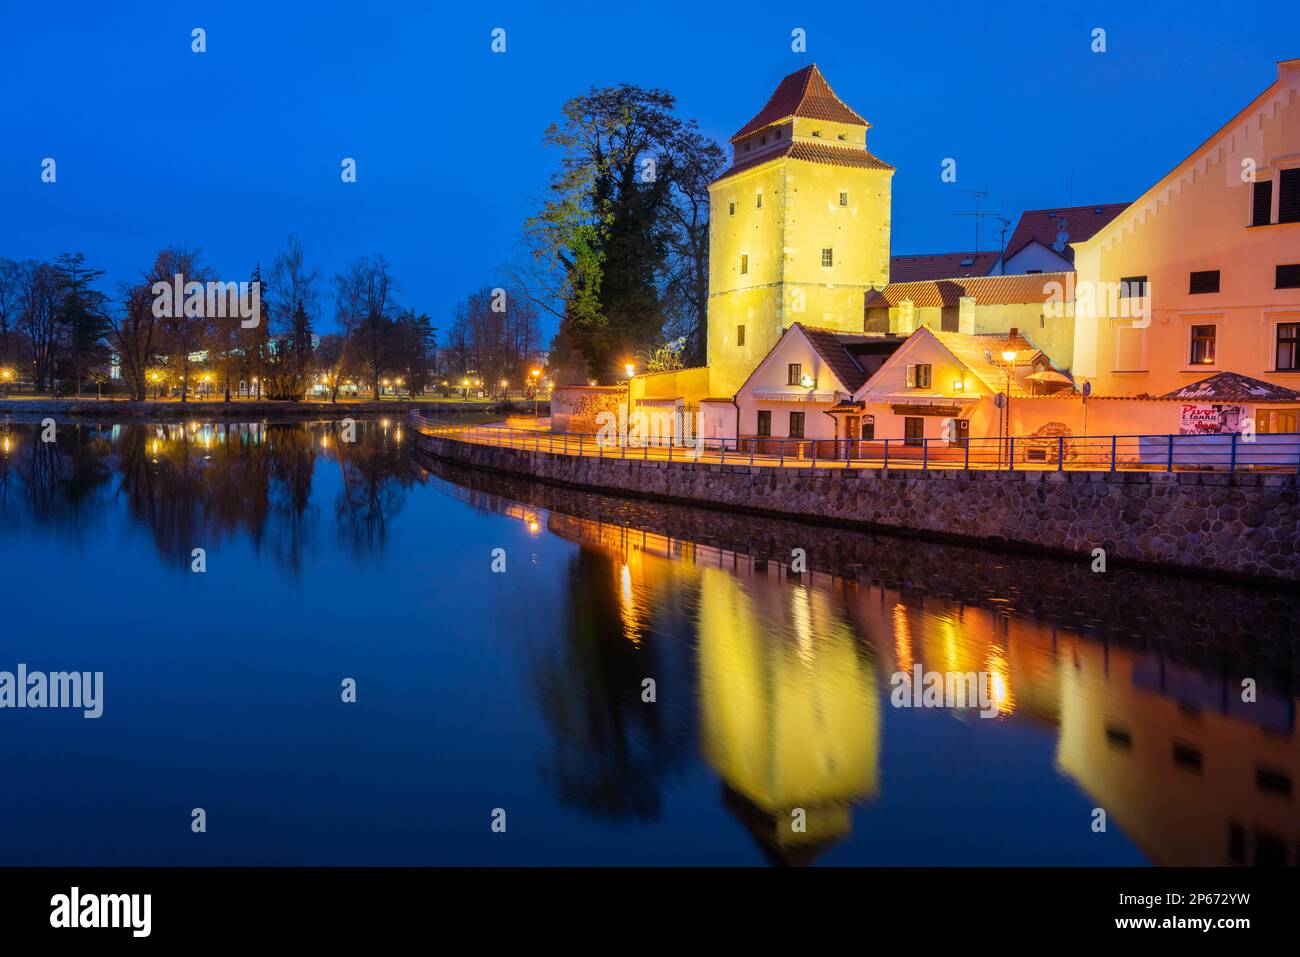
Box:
0 367 12 398
530 368 541 416
1001 349 1017 467
623 361 635 442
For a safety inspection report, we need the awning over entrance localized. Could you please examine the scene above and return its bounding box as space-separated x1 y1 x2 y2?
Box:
826 400 864 414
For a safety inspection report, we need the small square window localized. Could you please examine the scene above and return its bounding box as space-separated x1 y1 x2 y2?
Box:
737 324 745 347
740 254 748 275
821 248 833 267
1119 275 1148 298
1276 264 1300 289
1189 270 1220 294
811 130 821 138
837 133 846 141
905 363 932 389
839 191 848 206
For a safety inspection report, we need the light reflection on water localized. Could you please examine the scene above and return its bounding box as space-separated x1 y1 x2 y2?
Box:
0 419 1295 866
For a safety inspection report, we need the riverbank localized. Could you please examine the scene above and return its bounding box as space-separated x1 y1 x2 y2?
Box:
0 398 546 421
412 421 1300 584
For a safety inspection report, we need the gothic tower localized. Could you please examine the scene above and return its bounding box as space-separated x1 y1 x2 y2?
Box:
706 65 894 396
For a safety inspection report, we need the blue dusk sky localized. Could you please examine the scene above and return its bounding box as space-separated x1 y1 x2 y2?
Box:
2 1 1297 341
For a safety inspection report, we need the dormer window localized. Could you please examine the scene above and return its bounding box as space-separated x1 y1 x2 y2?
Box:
811 130 821 137
743 141 750 152
760 135 767 145
837 133 846 141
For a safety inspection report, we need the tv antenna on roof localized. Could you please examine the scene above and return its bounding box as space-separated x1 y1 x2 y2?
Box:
954 192 1012 270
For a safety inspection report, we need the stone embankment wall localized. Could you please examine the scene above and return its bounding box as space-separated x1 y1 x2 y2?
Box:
414 429 1300 583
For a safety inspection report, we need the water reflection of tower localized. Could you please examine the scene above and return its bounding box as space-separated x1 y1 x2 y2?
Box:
696 565 880 865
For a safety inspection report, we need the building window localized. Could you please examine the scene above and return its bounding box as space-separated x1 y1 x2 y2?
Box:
861 417 874 440
1119 275 1148 298
839 191 848 206
788 412 805 438
737 324 745 347
811 130 821 138
760 135 767 145
1252 180 1273 226
905 363 932 389
1189 324 1217 365
1276 322 1299 370
821 248 833 267
1280 168 1300 224
1277 264 1300 289
903 417 924 446
744 141 750 152
728 201 735 216
787 363 802 386
740 254 748 275
1189 270 1220 294
756 410 771 436
755 192 762 209
1257 408 1298 434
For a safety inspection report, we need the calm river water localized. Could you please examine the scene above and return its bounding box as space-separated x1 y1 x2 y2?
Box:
0 418 1295 865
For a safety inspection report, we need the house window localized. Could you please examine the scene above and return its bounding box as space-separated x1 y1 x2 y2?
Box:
737 324 745 347
860 418 874 440
1258 405 1300 431
1189 324 1217 365
1280 168 1300 224
839 191 848 206
755 191 762 209
787 363 802 385
1257 408 1299 434
1277 264 1300 289
811 130 821 137
1189 270 1220 294
903 417 924 446
1119 275 1148 298
756 410 772 436
788 412 805 438
1276 322 1299 370
836 133 846 141
821 248 833 267
905 363 932 389
728 201 735 216
760 135 767 145
1252 180 1273 226
740 254 748 275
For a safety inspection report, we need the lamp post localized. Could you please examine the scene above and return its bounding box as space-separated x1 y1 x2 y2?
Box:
0 367 12 398
624 362 635 445
530 368 541 416
1001 349 1017 467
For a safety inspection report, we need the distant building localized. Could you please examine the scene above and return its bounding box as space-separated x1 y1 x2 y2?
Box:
992 203 1129 275
889 251 999 282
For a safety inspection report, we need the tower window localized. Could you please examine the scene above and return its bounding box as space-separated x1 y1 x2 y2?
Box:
822 248 833 267
811 130 821 137
1252 180 1273 226
839 191 848 206
755 191 762 209
740 254 748 275
737 324 745 346
728 201 735 216
837 133 846 141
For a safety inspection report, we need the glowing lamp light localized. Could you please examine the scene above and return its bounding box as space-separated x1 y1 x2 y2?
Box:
800 373 814 389
1001 350 1017 363
624 363 635 378
952 379 965 392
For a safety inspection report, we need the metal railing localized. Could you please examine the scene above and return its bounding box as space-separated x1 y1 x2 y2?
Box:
408 413 1300 474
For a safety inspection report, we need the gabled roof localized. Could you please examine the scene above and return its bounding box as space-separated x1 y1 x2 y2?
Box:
889 251 1000 283
734 323 903 398
1003 204 1130 263
1160 372 1300 403
1077 58 1300 256
863 272 1072 309
732 64 868 142
713 139 893 185
856 328 1043 400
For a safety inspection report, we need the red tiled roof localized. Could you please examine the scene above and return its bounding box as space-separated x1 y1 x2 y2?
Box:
714 139 892 184
1003 203 1130 264
732 64 868 142
889 251 1000 283
863 272 1073 309
931 331 1042 398
795 324 895 393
